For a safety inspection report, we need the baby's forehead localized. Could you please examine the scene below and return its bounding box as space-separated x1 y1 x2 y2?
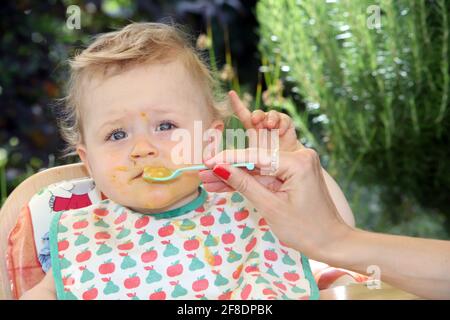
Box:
80 100 211 128
85 59 199 92
80 61 212 120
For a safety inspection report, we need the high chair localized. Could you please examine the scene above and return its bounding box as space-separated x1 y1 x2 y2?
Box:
0 163 92 299
0 163 420 300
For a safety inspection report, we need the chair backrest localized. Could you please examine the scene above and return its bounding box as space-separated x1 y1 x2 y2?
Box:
0 163 89 299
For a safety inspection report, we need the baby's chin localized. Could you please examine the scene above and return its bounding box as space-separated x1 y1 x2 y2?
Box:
109 180 201 214
125 190 197 214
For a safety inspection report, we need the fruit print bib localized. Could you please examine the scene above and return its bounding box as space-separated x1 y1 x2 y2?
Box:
49 187 319 300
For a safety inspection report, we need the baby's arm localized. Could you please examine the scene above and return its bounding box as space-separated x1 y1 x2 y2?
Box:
20 268 56 300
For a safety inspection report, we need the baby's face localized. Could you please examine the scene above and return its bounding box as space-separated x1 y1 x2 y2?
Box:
76 59 223 213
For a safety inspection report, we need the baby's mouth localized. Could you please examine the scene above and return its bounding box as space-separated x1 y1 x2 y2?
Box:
131 170 144 180
131 166 172 180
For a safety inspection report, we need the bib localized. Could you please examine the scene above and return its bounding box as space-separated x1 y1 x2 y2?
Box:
49 187 319 300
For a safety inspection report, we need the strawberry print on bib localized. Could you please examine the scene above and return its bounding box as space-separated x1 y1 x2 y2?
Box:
49 187 319 300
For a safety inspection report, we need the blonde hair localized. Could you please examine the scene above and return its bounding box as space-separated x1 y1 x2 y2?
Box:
57 22 232 158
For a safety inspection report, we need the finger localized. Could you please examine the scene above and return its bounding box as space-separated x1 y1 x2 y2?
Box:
199 169 224 184
204 148 272 170
202 175 282 193
286 121 304 150
204 148 299 184
202 181 235 193
251 110 266 127
265 110 280 129
255 122 265 130
199 167 263 183
279 113 292 136
210 163 284 214
229 90 253 129
253 175 284 192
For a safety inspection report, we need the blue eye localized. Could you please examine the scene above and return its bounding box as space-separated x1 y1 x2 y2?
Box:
156 122 177 132
106 129 127 141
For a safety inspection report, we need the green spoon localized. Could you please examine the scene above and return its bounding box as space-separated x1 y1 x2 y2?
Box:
143 162 255 182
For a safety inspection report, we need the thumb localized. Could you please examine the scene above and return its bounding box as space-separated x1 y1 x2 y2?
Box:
211 163 281 214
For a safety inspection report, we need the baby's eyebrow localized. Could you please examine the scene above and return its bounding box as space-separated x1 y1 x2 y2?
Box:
98 118 124 131
98 108 179 130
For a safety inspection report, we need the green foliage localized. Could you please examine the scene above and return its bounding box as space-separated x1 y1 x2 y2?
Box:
257 0 450 238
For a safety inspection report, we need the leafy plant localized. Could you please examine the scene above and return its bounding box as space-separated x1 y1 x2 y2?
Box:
256 0 450 238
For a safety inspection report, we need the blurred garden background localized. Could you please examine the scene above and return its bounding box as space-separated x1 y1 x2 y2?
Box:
1 0 449 239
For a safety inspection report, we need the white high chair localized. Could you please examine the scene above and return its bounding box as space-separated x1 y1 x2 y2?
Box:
0 163 91 299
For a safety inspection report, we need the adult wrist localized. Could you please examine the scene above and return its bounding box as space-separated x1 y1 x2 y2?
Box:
315 225 359 268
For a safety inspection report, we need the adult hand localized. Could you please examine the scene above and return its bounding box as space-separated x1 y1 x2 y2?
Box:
202 148 450 299
228 90 300 152
201 147 353 261
202 90 302 193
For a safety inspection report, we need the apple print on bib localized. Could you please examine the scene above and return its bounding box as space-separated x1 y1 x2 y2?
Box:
50 188 318 300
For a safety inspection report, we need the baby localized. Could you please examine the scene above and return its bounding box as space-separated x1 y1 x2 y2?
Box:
21 22 354 300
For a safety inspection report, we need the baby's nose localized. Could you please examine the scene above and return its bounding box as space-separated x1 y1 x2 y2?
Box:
130 139 158 160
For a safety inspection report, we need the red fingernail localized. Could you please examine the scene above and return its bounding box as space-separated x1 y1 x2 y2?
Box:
212 165 230 180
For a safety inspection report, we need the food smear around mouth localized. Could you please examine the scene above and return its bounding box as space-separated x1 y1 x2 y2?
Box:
143 166 173 181
114 166 128 171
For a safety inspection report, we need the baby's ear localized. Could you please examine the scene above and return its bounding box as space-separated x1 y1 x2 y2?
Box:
209 119 224 132
208 120 224 146
76 144 93 177
203 120 224 160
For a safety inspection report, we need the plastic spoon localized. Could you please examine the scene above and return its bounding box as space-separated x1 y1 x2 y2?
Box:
143 162 255 182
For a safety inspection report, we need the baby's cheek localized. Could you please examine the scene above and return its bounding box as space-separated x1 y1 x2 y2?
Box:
107 172 122 188
178 172 202 189
108 165 134 186
110 173 118 184
98 171 130 199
